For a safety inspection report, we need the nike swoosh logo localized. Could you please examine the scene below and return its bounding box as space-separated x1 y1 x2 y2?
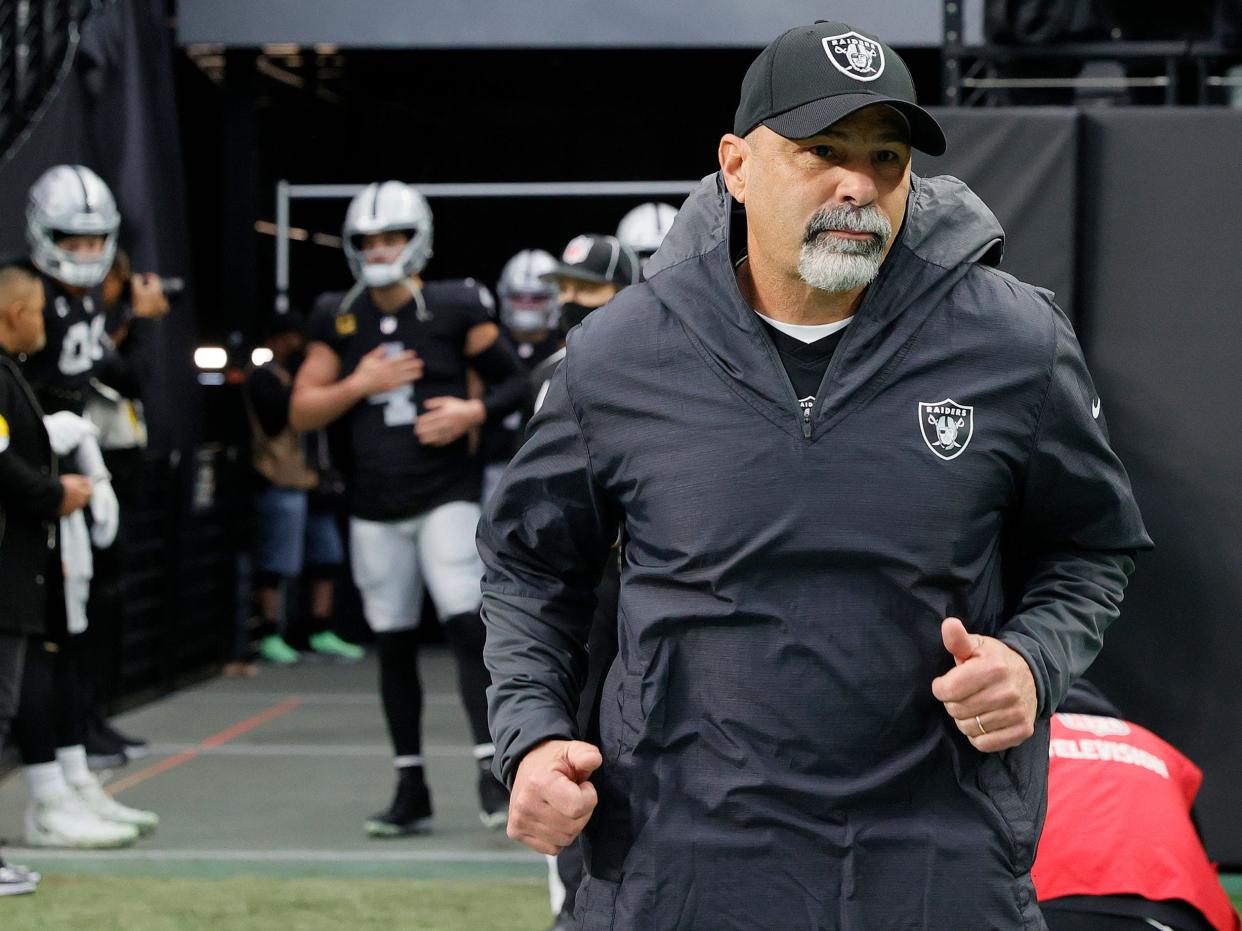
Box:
1091 398 1101 419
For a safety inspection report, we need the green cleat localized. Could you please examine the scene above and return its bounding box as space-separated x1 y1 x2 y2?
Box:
258 635 301 665
307 631 365 662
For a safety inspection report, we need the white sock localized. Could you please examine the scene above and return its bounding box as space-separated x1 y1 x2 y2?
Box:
56 745 94 787
24 761 69 804
393 755 424 769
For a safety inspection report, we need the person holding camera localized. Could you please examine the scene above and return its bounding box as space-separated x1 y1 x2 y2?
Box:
244 315 360 666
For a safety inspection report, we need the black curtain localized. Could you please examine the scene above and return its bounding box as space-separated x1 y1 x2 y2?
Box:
1073 108 1242 867
920 108 1080 321
0 0 200 452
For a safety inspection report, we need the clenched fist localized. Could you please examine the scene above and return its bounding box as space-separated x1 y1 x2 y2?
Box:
507 739 602 856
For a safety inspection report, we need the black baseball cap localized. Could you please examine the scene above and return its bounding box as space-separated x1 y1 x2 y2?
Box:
541 234 640 287
734 21 946 156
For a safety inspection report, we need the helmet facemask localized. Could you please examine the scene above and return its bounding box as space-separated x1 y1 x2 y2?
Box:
345 229 426 288
342 182 434 288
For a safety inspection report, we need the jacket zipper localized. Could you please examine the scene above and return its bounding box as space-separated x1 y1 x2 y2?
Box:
799 266 890 440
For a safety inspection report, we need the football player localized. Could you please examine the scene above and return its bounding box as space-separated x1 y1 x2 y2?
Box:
11 166 159 845
291 181 527 835
478 248 561 503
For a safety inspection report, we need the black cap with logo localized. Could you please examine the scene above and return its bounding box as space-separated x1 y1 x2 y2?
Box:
733 21 946 156
541 234 640 288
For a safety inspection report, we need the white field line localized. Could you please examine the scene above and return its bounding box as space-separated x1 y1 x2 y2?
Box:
137 742 472 757
3 847 541 863
123 692 463 707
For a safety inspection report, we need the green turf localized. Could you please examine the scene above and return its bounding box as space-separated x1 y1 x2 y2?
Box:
0 877 554 931
2 876 1237 929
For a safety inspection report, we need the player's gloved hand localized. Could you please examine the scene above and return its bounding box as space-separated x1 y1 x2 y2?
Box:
415 397 485 447
349 344 424 397
506 739 601 856
43 411 99 456
932 617 1038 753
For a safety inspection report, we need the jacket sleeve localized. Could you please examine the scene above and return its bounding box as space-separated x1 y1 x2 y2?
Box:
476 355 619 787
0 381 63 519
998 303 1152 718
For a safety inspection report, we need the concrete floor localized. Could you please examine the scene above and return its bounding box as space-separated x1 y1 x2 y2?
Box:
0 648 545 881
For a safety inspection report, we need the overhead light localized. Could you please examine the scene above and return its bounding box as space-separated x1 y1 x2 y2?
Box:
195 347 228 370
251 347 274 366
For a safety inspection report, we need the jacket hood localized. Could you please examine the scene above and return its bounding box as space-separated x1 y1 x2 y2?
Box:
642 172 1006 436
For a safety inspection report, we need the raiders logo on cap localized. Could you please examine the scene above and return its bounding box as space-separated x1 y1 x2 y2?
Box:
822 31 886 82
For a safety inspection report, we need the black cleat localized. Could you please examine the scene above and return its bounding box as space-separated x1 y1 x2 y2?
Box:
93 718 150 760
84 725 128 771
365 770 433 838
478 769 509 830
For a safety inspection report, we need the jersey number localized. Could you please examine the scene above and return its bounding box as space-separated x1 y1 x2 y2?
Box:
59 315 107 377
366 342 417 427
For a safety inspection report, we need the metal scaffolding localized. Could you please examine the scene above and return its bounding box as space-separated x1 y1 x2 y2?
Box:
273 179 701 313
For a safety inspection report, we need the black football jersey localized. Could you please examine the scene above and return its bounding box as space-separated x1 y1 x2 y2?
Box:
20 275 116 415
479 329 561 465
308 279 493 520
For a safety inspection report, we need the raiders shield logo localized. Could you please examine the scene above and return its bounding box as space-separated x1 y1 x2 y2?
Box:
919 399 974 460
822 32 886 82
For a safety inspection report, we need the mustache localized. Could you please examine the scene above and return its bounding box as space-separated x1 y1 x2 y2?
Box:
803 205 892 246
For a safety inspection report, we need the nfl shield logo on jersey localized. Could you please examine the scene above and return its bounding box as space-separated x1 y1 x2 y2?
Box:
919 399 974 460
822 32 886 82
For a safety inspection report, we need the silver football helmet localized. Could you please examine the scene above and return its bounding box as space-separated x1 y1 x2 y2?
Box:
616 202 679 263
342 181 433 288
497 249 559 335
26 165 121 288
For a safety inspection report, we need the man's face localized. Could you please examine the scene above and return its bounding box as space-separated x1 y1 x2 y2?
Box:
13 280 48 354
56 233 107 257
723 105 912 294
556 276 620 335
557 277 618 310
359 230 411 265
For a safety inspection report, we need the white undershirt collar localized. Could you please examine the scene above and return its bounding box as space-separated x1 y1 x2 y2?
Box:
754 310 853 344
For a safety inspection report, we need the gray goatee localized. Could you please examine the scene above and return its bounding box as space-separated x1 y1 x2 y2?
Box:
797 204 892 294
